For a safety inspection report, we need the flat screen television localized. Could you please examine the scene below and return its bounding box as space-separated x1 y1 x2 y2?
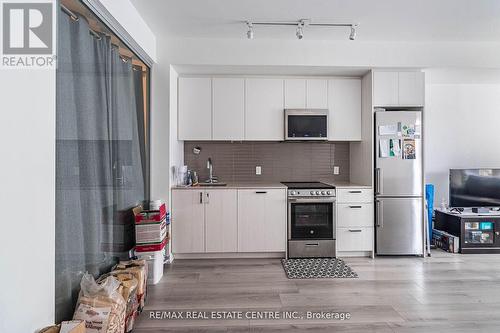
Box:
450 169 500 208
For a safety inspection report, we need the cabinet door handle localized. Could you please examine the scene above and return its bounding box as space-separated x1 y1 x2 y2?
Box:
206 192 210 204
199 192 203 204
349 190 362 194
348 229 362 233
255 191 267 194
349 205 362 209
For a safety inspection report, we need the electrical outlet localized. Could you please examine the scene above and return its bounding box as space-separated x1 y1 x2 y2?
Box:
256 166 262 175
333 166 340 175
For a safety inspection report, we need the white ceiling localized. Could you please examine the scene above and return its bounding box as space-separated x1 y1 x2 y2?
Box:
130 0 500 42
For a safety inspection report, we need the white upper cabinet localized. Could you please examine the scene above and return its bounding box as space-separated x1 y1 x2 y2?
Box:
328 78 361 141
178 77 212 140
212 78 245 140
284 79 306 108
398 72 425 106
245 78 284 140
373 71 425 107
306 79 328 109
373 71 399 107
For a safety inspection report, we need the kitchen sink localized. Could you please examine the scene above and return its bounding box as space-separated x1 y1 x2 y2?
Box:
197 183 227 187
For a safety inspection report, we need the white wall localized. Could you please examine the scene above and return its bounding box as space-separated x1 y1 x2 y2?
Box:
99 0 157 61
0 69 56 332
424 68 500 206
169 66 183 190
160 37 500 68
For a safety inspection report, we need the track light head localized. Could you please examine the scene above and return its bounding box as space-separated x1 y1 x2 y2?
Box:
246 21 254 39
296 22 304 40
349 24 358 40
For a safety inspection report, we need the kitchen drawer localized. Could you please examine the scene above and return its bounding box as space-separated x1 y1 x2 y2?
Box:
337 203 374 227
337 227 373 252
337 188 373 203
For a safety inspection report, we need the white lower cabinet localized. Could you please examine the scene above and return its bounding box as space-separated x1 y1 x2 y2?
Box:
337 228 373 252
172 188 286 255
336 188 374 257
172 190 205 254
237 189 287 252
205 190 238 252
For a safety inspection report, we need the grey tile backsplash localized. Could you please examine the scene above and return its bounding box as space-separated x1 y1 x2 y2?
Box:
184 142 350 183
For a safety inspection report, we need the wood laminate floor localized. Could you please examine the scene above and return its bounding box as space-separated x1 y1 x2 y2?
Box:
134 250 500 332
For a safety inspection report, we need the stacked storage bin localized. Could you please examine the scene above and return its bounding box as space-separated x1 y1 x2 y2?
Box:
133 203 169 284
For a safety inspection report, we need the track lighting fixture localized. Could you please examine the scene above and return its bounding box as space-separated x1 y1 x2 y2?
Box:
244 19 358 41
349 24 358 41
246 21 254 39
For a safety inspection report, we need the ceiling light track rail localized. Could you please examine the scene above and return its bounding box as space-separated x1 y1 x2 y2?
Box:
245 19 358 40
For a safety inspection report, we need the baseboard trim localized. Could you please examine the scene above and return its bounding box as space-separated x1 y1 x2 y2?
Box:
174 252 286 259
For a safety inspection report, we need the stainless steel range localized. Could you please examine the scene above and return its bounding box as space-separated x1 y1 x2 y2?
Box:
281 182 336 258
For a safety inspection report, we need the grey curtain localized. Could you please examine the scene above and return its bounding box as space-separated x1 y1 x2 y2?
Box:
56 9 146 321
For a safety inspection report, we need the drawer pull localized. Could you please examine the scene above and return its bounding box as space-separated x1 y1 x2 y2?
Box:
348 229 362 233
255 191 267 194
349 205 362 209
349 190 362 194
305 243 319 247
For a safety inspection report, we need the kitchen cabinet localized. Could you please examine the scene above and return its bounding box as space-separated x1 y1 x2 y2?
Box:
172 189 237 254
284 79 306 108
328 78 361 141
237 189 287 252
178 77 212 140
373 72 399 107
212 78 245 140
172 189 205 253
373 71 425 107
398 72 425 106
336 187 374 257
245 78 284 140
204 190 238 252
306 79 328 109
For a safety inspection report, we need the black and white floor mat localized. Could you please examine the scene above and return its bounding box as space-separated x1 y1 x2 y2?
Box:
281 258 358 279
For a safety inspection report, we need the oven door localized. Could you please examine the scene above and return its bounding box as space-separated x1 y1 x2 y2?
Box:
288 197 335 240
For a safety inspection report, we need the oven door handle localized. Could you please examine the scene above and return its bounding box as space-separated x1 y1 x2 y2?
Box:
288 198 336 203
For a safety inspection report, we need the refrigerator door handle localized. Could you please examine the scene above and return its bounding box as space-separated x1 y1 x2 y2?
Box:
376 199 383 228
375 168 381 195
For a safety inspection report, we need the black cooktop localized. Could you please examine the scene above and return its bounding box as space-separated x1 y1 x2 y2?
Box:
281 181 334 189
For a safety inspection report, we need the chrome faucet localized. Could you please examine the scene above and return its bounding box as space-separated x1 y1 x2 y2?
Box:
206 157 217 183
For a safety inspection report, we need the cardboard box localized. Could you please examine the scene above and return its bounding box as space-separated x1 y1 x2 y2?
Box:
133 204 166 224
60 321 86 333
135 218 167 244
135 236 168 252
433 229 460 253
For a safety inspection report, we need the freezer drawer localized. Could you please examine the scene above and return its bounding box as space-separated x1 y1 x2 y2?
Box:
375 197 423 255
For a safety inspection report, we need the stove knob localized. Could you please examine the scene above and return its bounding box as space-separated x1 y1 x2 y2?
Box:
310 191 315 195
290 191 296 195
327 190 332 195
316 191 320 195
321 191 326 195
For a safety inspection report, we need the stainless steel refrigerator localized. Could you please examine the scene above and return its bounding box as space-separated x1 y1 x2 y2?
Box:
375 110 424 255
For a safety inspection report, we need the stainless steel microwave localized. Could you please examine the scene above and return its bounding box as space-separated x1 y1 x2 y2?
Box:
284 109 329 141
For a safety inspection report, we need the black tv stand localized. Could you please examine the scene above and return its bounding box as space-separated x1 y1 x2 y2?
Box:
435 209 500 254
